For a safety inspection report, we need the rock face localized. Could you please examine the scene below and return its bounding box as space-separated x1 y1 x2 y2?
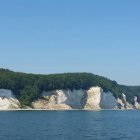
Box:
0 89 20 110
0 87 139 110
134 96 140 109
117 93 134 109
32 90 72 110
100 92 117 109
33 86 130 110
40 89 86 109
117 98 126 109
84 87 101 110
32 99 71 110
64 90 86 109
84 87 118 110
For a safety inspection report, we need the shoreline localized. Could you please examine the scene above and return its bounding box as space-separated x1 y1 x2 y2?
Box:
0 108 138 111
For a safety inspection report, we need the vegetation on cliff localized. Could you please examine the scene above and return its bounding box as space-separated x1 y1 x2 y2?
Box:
0 68 139 106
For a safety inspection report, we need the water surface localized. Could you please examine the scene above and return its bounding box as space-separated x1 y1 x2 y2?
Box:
0 110 140 140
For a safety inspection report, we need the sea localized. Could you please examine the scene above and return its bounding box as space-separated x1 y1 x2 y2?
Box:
0 110 140 140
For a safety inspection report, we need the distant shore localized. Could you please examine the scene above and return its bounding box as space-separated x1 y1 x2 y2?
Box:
0 108 137 111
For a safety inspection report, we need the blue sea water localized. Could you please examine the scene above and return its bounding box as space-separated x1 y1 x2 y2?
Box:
0 110 140 140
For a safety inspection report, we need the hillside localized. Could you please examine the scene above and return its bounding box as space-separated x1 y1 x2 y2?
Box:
0 68 139 106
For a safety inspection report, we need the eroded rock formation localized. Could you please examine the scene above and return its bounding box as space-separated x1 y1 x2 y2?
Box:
0 89 20 110
32 86 138 110
134 96 140 109
0 87 139 110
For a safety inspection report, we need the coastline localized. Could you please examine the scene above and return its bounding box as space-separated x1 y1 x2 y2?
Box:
0 108 137 111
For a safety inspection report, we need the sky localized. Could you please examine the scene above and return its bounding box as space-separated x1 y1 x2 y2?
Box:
0 0 140 85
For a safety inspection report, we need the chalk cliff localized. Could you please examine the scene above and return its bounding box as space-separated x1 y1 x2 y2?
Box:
32 91 71 110
0 89 20 110
84 87 101 110
0 87 139 110
134 96 140 109
32 86 138 110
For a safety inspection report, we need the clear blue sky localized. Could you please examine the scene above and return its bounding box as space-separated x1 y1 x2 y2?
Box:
0 0 140 85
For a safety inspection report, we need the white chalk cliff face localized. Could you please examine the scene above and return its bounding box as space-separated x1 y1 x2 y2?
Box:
33 86 135 110
134 96 140 109
100 92 117 109
0 87 139 110
117 93 133 109
62 90 86 109
0 89 20 110
33 89 85 110
84 87 102 110
32 90 71 110
84 87 118 110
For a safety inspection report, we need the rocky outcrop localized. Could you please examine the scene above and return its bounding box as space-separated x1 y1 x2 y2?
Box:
84 87 119 110
32 90 71 110
42 89 85 109
0 89 20 110
117 98 126 109
134 96 140 109
32 99 71 110
34 86 133 110
32 99 48 109
117 93 133 109
84 87 101 110
0 87 139 110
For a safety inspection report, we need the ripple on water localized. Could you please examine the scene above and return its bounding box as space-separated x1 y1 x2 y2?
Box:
0 110 140 140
